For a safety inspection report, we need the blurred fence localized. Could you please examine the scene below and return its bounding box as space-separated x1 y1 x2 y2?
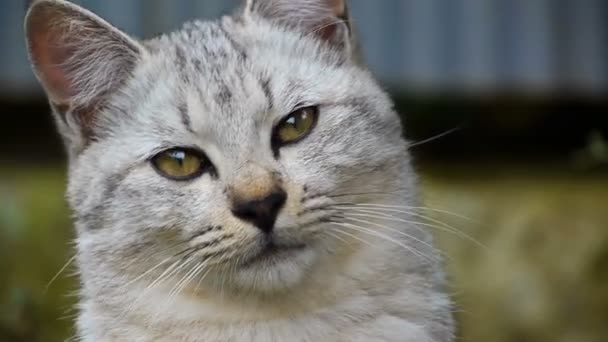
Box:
1 0 606 97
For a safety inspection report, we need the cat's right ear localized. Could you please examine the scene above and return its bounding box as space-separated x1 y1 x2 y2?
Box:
25 0 144 153
244 0 353 52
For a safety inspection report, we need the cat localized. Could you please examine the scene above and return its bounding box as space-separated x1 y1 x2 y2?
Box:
25 0 454 340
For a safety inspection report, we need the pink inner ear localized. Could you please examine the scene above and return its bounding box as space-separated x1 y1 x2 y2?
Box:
327 0 346 16
317 21 339 41
29 24 74 105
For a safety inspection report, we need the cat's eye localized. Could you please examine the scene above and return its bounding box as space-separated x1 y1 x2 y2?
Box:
151 148 210 181
273 106 319 147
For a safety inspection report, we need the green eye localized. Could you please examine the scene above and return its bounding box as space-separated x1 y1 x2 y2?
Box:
273 106 318 146
151 148 209 180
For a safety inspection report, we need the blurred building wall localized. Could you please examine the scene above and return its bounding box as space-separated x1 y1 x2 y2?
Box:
1 0 606 97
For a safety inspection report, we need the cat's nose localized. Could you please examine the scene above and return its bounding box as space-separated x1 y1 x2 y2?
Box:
231 189 287 233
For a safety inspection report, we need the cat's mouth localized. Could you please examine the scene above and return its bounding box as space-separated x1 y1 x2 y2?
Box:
241 240 307 268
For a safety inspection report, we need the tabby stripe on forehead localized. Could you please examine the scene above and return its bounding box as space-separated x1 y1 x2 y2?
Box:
178 101 195 133
175 46 188 80
217 24 248 61
260 78 273 110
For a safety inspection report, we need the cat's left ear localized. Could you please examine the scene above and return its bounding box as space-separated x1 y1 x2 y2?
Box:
25 0 145 154
244 0 352 51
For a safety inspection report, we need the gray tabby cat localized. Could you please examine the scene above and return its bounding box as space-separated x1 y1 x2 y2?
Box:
25 0 454 340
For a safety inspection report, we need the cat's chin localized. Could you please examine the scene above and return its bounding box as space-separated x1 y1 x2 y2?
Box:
231 244 318 292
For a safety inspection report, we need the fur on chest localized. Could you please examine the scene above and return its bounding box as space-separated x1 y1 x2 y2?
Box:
79 303 433 342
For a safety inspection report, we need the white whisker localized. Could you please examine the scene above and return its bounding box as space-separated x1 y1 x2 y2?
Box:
194 265 215 293
408 126 462 148
330 221 436 264
123 255 175 288
324 229 351 245
146 258 185 291
339 215 446 261
337 206 488 250
46 254 78 291
328 223 376 248
169 260 209 300
166 257 199 298
334 202 478 223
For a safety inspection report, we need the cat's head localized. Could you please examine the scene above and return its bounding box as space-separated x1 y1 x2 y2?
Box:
25 0 413 295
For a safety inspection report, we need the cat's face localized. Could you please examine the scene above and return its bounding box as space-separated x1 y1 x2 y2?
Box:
26 0 412 294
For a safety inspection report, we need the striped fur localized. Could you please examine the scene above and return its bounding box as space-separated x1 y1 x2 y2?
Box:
25 0 454 341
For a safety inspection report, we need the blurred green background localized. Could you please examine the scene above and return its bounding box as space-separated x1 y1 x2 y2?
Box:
2 0 608 341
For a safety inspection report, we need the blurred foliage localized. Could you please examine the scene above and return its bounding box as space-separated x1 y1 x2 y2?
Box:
1 164 607 341
0 167 75 342
423 164 608 342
